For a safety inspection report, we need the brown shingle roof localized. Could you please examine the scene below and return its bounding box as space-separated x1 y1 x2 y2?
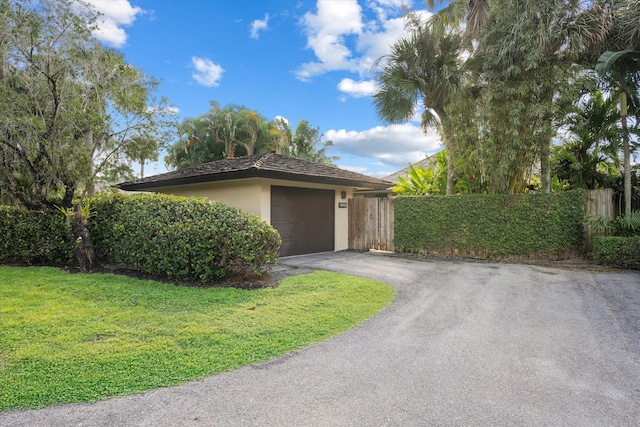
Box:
118 152 392 191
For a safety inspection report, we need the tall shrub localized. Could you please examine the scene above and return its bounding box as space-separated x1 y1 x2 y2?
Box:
592 236 640 269
0 207 74 265
89 194 281 281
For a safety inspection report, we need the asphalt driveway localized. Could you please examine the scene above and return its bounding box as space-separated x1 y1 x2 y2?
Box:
1 252 639 426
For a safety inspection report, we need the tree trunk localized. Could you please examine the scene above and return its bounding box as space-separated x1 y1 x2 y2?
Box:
540 138 551 194
140 157 145 178
86 179 95 197
446 149 455 195
85 130 95 197
620 89 631 218
442 119 455 196
68 212 100 272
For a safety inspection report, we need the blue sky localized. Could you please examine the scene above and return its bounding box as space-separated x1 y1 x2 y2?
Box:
86 0 443 178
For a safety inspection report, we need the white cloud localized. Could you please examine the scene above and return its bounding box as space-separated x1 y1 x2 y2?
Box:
84 0 143 47
371 0 408 7
274 115 290 126
356 15 406 70
147 105 180 115
369 170 397 178
326 123 442 168
296 0 364 80
304 0 364 37
296 1 431 82
337 78 376 97
191 57 225 87
250 14 269 39
340 165 370 174
366 0 406 26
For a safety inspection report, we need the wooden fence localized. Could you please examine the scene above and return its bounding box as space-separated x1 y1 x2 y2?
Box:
586 188 615 217
349 189 615 255
584 188 615 252
348 198 394 251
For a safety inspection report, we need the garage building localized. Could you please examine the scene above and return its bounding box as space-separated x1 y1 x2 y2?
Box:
118 153 391 256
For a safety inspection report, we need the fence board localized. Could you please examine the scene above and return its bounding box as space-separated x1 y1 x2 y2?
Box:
584 188 614 252
348 198 394 251
586 188 614 217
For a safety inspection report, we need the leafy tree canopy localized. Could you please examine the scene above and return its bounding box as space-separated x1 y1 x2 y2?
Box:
407 0 629 195
165 102 336 169
373 17 467 195
0 0 174 209
0 0 175 271
552 90 622 190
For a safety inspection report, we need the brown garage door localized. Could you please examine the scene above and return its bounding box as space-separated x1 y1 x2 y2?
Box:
271 186 335 257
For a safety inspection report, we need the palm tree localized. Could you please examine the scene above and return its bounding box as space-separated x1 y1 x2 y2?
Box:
374 20 466 195
211 105 283 158
426 0 614 193
124 136 160 178
595 0 640 217
466 0 612 193
597 50 640 216
288 119 337 164
566 91 621 159
210 106 256 158
425 0 490 39
270 118 293 155
165 116 221 169
553 91 621 189
393 163 442 195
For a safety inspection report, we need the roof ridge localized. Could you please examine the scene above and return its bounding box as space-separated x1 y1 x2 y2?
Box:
252 151 274 169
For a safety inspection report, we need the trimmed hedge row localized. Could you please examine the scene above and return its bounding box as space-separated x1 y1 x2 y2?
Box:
394 190 586 259
89 193 281 281
1 194 281 281
0 207 74 265
592 236 640 269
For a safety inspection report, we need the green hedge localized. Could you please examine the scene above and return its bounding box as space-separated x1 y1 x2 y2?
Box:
0 207 74 265
394 190 585 259
89 193 281 281
1 194 281 281
592 236 640 269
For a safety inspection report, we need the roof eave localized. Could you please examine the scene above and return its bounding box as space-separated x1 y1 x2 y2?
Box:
118 169 391 191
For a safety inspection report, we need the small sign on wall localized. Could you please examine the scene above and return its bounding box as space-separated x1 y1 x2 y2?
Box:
338 202 347 208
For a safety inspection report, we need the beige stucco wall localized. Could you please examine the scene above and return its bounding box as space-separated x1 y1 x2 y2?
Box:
152 179 267 218
150 178 354 252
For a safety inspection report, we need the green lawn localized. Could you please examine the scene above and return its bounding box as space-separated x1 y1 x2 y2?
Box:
0 266 394 410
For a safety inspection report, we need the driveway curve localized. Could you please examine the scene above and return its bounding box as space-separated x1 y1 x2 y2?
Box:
2 252 639 426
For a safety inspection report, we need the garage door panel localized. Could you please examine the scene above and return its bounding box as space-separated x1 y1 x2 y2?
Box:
271 203 332 221
271 186 335 256
271 206 333 222
279 237 334 258
271 221 334 239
